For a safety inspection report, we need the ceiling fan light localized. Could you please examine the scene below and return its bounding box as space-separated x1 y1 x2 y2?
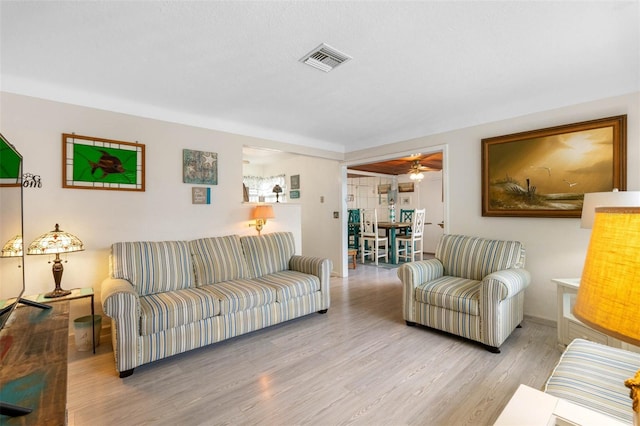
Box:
410 171 424 181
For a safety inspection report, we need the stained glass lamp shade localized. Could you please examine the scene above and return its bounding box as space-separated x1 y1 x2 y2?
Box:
1 235 22 257
27 224 84 298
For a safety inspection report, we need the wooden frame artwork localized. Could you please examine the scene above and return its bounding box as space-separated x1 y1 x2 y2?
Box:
482 115 626 218
290 174 300 190
398 182 415 193
62 134 145 191
183 149 218 185
378 184 391 194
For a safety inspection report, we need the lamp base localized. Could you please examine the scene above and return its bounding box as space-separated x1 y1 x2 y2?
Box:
45 288 72 299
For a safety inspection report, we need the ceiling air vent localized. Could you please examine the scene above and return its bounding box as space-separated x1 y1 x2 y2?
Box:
300 43 352 72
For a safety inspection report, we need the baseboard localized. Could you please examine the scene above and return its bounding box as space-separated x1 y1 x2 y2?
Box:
524 314 556 328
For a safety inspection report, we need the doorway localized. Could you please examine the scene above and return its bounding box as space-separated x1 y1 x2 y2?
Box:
341 145 448 276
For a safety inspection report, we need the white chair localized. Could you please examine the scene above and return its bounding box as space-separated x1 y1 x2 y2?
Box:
395 208 425 262
360 209 388 265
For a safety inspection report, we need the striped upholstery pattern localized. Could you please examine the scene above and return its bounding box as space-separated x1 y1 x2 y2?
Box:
190 235 250 285
102 232 331 375
199 279 277 315
139 288 219 335
141 304 281 364
241 232 295 278
414 303 481 342
252 270 320 302
545 339 640 424
416 276 480 315
436 234 525 281
398 234 529 349
111 241 194 295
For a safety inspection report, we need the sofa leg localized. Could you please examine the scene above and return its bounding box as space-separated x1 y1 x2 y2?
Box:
484 345 501 354
317 309 328 314
405 321 416 326
516 324 523 328
119 369 135 378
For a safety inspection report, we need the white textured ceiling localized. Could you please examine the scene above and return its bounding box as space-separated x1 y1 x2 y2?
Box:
1 1 638 154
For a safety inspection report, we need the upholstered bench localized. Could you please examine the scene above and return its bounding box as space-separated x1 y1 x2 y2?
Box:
545 338 640 424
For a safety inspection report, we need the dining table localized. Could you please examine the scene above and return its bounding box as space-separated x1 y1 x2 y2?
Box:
377 221 412 264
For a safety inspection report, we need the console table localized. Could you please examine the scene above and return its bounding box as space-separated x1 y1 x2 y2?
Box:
0 301 69 425
554 278 640 353
494 384 627 426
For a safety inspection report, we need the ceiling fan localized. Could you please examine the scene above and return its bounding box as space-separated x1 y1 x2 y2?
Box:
407 159 435 181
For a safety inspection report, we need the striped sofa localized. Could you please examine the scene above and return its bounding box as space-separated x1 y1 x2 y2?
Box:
545 338 640 424
397 234 530 352
101 232 332 378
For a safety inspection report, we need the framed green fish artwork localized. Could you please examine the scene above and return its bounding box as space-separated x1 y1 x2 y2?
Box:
62 134 145 191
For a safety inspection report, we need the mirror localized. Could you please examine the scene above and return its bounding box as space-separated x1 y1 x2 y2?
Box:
0 132 25 329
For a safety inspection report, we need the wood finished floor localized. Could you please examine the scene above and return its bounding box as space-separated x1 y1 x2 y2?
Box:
67 264 561 426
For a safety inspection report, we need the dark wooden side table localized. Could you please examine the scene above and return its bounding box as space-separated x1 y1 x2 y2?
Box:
0 301 69 424
23 287 96 354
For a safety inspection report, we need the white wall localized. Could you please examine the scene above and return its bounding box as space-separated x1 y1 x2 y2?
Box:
0 92 339 320
3 90 638 324
346 92 640 322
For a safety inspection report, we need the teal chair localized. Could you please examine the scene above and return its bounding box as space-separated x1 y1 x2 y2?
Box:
399 209 415 235
348 209 360 250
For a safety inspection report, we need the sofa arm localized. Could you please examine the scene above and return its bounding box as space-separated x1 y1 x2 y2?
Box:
482 268 531 301
289 255 332 309
101 277 141 373
397 259 444 322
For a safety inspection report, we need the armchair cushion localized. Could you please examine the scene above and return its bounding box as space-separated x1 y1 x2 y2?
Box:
417 276 480 315
436 234 525 280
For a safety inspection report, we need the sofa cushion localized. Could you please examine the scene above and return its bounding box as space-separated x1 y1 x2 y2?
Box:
545 338 640 424
415 276 480 315
199 279 277 315
252 270 320 302
436 234 525 281
111 241 194 296
240 232 295 278
139 288 219 335
190 235 250 285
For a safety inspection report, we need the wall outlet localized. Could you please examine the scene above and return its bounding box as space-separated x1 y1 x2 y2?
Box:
333 211 339 218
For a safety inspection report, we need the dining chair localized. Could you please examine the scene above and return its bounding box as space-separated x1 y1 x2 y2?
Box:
347 208 360 250
360 209 388 265
395 208 425 262
399 209 415 235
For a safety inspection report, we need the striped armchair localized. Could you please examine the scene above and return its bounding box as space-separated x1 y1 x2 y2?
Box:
101 232 332 377
397 234 530 352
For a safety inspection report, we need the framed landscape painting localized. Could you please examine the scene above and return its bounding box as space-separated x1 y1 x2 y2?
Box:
62 134 145 191
481 115 626 218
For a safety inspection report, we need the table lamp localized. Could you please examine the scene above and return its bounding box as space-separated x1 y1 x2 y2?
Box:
573 207 640 425
27 223 84 298
580 190 640 228
1 235 22 257
250 205 275 236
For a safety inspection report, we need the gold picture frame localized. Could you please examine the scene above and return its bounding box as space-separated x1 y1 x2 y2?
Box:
482 115 626 218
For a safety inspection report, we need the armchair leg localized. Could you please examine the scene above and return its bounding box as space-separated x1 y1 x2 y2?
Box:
483 344 501 354
317 309 328 314
405 321 416 326
516 324 522 328
119 368 135 378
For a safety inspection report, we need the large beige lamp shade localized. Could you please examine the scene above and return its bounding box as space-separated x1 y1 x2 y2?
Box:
573 207 640 421
581 190 640 228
